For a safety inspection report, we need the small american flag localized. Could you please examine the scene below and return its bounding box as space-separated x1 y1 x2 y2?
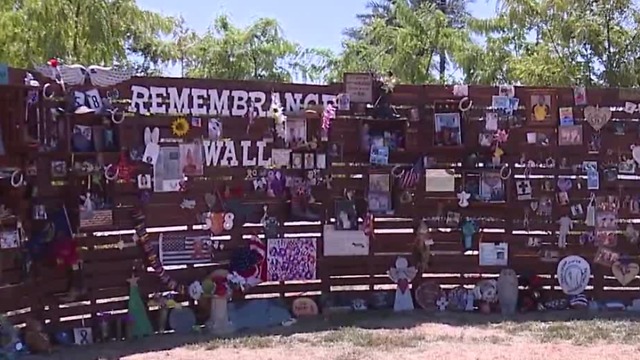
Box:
398 157 424 189
363 212 374 237
159 233 212 266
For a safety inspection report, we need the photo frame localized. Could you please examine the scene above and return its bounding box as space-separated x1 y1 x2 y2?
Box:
367 192 392 214
286 118 307 149
369 173 390 192
558 125 583 146
479 242 508 266
304 153 315 169
271 148 291 168
434 113 462 146
425 169 455 192
479 172 505 202
328 142 343 163
323 225 369 256
527 90 557 125
334 199 358 231
594 247 620 267
292 152 303 169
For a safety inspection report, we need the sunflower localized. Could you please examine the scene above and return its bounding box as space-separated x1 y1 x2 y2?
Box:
171 117 190 137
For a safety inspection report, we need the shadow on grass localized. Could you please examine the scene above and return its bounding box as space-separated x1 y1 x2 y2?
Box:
22 310 640 360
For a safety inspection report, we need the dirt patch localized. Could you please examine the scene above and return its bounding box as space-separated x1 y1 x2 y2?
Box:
23 311 640 360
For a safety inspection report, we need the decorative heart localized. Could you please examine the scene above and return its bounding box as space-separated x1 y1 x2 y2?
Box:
584 106 612 131
632 146 640 165
611 261 639 285
397 278 409 293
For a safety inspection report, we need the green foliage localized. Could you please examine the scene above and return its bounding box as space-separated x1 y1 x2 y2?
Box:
181 15 335 83
0 0 179 75
2 0 640 86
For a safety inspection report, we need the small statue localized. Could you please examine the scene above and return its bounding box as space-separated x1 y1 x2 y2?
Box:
497 269 518 316
461 219 477 251
387 257 418 311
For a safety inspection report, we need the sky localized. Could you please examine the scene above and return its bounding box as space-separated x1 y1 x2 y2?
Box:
136 0 498 78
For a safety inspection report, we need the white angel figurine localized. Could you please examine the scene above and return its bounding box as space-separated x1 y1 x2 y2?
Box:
387 257 418 311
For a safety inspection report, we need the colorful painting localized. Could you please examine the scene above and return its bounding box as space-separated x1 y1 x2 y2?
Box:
267 238 317 281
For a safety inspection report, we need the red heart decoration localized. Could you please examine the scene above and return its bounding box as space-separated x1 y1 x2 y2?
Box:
397 278 409 293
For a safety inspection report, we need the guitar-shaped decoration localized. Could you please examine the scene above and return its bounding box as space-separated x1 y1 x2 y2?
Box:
34 59 135 97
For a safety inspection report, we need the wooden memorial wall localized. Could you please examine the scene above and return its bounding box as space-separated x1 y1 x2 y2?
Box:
0 68 639 330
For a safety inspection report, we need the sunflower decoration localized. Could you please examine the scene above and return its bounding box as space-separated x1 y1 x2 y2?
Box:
171 116 190 137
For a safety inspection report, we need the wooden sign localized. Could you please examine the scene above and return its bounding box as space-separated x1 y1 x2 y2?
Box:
343 73 373 103
619 88 640 101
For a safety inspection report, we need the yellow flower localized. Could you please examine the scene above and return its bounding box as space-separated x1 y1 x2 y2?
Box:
171 117 190 137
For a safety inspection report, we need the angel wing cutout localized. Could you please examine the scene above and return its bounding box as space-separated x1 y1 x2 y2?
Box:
88 65 135 87
32 63 86 85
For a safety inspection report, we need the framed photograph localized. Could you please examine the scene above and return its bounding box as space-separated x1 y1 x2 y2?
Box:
286 118 307 149
334 199 358 230
369 173 390 192
178 142 204 176
367 192 391 214
51 161 68 178
479 172 505 202
594 247 620 267
328 142 343 162
304 153 315 169
434 113 462 146
528 91 557 125
292 152 303 169
558 125 583 146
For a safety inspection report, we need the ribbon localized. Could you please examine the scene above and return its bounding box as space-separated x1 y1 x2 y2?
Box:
321 104 335 130
132 210 186 295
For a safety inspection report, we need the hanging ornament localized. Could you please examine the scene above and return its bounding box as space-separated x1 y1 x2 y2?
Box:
171 117 190 137
188 281 204 300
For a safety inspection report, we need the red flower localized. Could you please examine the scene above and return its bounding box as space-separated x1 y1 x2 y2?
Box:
52 237 79 267
47 58 59 68
211 275 229 297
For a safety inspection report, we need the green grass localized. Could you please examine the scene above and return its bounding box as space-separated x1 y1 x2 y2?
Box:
494 319 640 345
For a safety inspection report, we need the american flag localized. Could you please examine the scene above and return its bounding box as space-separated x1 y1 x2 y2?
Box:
398 157 424 189
159 233 213 266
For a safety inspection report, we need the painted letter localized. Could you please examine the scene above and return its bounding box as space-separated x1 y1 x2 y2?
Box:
248 91 267 117
221 140 239 167
257 141 271 167
208 89 230 116
128 85 150 114
284 92 303 113
167 87 190 114
149 86 167 114
303 94 319 108
231 90 249 117
191 88 208 115
322 94 337 107
203 140 224 166
240 140 256 166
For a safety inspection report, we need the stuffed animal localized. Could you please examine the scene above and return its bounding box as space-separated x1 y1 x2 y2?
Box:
23 319 51 354
518 273 544 312
497 269 519 316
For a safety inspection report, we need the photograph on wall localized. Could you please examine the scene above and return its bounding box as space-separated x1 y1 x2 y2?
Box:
335 199 358 230
558 125 583 146
369 173 390 192
267 237 317 281
178 142 204 176
479 172 505 202
286 118 307 149
530 94 552 123
153 147 182 192
434 113 462 146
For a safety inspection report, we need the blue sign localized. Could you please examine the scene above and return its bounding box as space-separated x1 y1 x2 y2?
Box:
0 64 8 84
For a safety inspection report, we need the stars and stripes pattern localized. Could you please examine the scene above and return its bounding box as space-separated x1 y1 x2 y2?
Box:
322 104 335 130
398 157 424 189
159 233 212 266
363 212 374 238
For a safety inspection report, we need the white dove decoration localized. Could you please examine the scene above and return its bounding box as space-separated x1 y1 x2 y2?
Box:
34 62 135 87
